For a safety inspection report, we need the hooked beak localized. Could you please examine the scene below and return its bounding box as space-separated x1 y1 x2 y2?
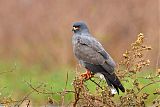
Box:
72 26 79 31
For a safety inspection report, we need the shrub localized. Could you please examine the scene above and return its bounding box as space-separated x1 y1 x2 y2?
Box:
0 33 159 107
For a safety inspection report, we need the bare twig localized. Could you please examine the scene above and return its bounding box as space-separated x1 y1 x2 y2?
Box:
15 83 43 106
25 81 75 95
137 80 160 94
61 72 69 106
73 87 81 107
0 64 16 75
89 78 103 90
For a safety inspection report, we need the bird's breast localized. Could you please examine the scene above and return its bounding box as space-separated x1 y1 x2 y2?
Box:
73 42 83 59
72 35 103 65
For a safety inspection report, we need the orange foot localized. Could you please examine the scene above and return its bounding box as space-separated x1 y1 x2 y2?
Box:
81 69 94 80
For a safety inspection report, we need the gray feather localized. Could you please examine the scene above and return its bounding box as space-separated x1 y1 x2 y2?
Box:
72 21 125 93
72 34 116 74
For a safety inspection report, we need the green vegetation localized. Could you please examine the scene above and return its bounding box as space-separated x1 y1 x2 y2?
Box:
0 34 159 106
0 62 75 105
0 62 159 106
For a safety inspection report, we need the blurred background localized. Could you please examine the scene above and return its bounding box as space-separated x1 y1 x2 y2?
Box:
0 0 159 105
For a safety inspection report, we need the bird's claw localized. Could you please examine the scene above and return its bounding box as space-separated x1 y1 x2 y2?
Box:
81 70 94 80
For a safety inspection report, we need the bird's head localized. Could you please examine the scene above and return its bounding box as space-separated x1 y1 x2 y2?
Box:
72 21 89 34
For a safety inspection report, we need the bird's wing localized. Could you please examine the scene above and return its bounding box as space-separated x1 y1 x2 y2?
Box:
77 35 116 74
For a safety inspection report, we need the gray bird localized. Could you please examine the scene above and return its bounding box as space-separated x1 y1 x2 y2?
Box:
72 21 125 94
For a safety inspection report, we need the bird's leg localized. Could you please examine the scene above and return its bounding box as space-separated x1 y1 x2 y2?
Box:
81 69 94 80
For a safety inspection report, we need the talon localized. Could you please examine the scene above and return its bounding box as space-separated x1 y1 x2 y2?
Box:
81 69 94 80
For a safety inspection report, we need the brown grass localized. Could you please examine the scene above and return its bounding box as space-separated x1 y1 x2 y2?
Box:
0 0 159 68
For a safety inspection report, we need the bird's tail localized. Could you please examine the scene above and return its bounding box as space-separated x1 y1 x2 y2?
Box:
103 72 125 94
